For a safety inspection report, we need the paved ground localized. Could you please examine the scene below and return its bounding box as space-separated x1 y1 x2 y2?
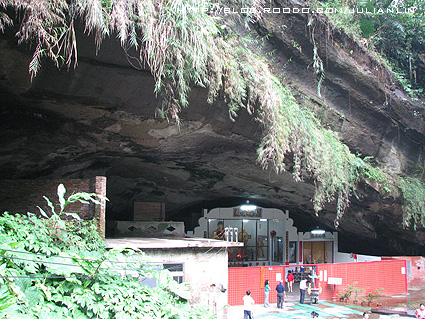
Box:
225 287 425 319
226 301 369 318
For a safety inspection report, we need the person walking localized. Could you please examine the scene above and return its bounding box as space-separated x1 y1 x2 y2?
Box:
287 270 294 292
363 312 370 319
299 278 308 304
276 280 286 309
264 280 270 308
243 290 255 319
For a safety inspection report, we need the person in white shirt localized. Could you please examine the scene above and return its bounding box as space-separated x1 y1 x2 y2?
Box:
300 279 308 304
243 290 255 319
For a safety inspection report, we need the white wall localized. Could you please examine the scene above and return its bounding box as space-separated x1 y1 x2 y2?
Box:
335 252 381 263
143 247 228 319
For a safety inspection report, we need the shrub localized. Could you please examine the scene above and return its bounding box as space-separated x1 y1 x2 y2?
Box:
0 184 210 318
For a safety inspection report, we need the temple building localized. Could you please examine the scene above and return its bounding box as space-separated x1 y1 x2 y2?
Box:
187 204 338 267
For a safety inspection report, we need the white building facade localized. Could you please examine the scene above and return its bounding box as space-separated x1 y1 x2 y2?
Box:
188 205 338 267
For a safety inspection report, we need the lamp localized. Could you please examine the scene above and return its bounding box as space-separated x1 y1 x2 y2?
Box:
240 205 257 211
311 227 325 235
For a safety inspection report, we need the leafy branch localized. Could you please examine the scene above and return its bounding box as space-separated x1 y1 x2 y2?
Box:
0 185 211 318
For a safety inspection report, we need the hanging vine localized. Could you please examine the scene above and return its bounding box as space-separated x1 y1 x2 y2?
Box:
0 0 424 228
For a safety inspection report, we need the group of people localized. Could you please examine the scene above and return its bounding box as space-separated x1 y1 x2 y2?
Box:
263 270 302 308
243 278 291 319
263 279 284 309
264 270 296 308
243 288 322 319
243 269 376 319
244 271 425 319
243 270 305 319
244 287 372 319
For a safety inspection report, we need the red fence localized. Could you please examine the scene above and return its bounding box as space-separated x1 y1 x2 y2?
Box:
228 260 408 306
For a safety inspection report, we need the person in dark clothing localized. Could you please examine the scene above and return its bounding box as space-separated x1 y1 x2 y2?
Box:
275 281 286 309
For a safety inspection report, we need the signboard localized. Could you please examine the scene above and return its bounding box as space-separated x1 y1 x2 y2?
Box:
233 207 262 217
327 277 342 285
310 233 325 239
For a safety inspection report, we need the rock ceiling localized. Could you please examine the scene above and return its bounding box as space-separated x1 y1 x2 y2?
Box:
1 3 425 256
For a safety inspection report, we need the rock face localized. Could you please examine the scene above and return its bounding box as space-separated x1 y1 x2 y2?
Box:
0 1 425 256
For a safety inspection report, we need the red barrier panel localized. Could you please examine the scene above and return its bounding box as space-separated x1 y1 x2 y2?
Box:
228 265 285 306
228 260 408 306
316 260 408 300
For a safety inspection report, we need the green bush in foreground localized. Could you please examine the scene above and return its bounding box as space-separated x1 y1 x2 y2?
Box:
0 184 210 318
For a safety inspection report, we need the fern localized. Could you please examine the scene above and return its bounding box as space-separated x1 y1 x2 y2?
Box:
29 44 43 80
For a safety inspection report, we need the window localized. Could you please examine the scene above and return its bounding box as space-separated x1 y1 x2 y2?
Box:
257 219 268 260
272 237 283 263
224 220 241 262
288 241 296 263
241 220 256 261
209 219 270 263
208 219 225 240
163 263 184 283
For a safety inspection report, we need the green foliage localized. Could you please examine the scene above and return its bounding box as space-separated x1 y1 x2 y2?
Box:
308 16 326 97
1 0 425 227
339 282 369 302
359 18 375 38
315 0 425 99
366 287 384 302
0 185 211 318
309 0 425 226
337 287 352 301
349 281 365 302
395 176 425 228
338 281 365 301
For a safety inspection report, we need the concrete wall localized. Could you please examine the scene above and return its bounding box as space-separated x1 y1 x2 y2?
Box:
336 252 381 263
143 247 228 319
0 177 107 238
111 221 185 238
133 202 165 221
